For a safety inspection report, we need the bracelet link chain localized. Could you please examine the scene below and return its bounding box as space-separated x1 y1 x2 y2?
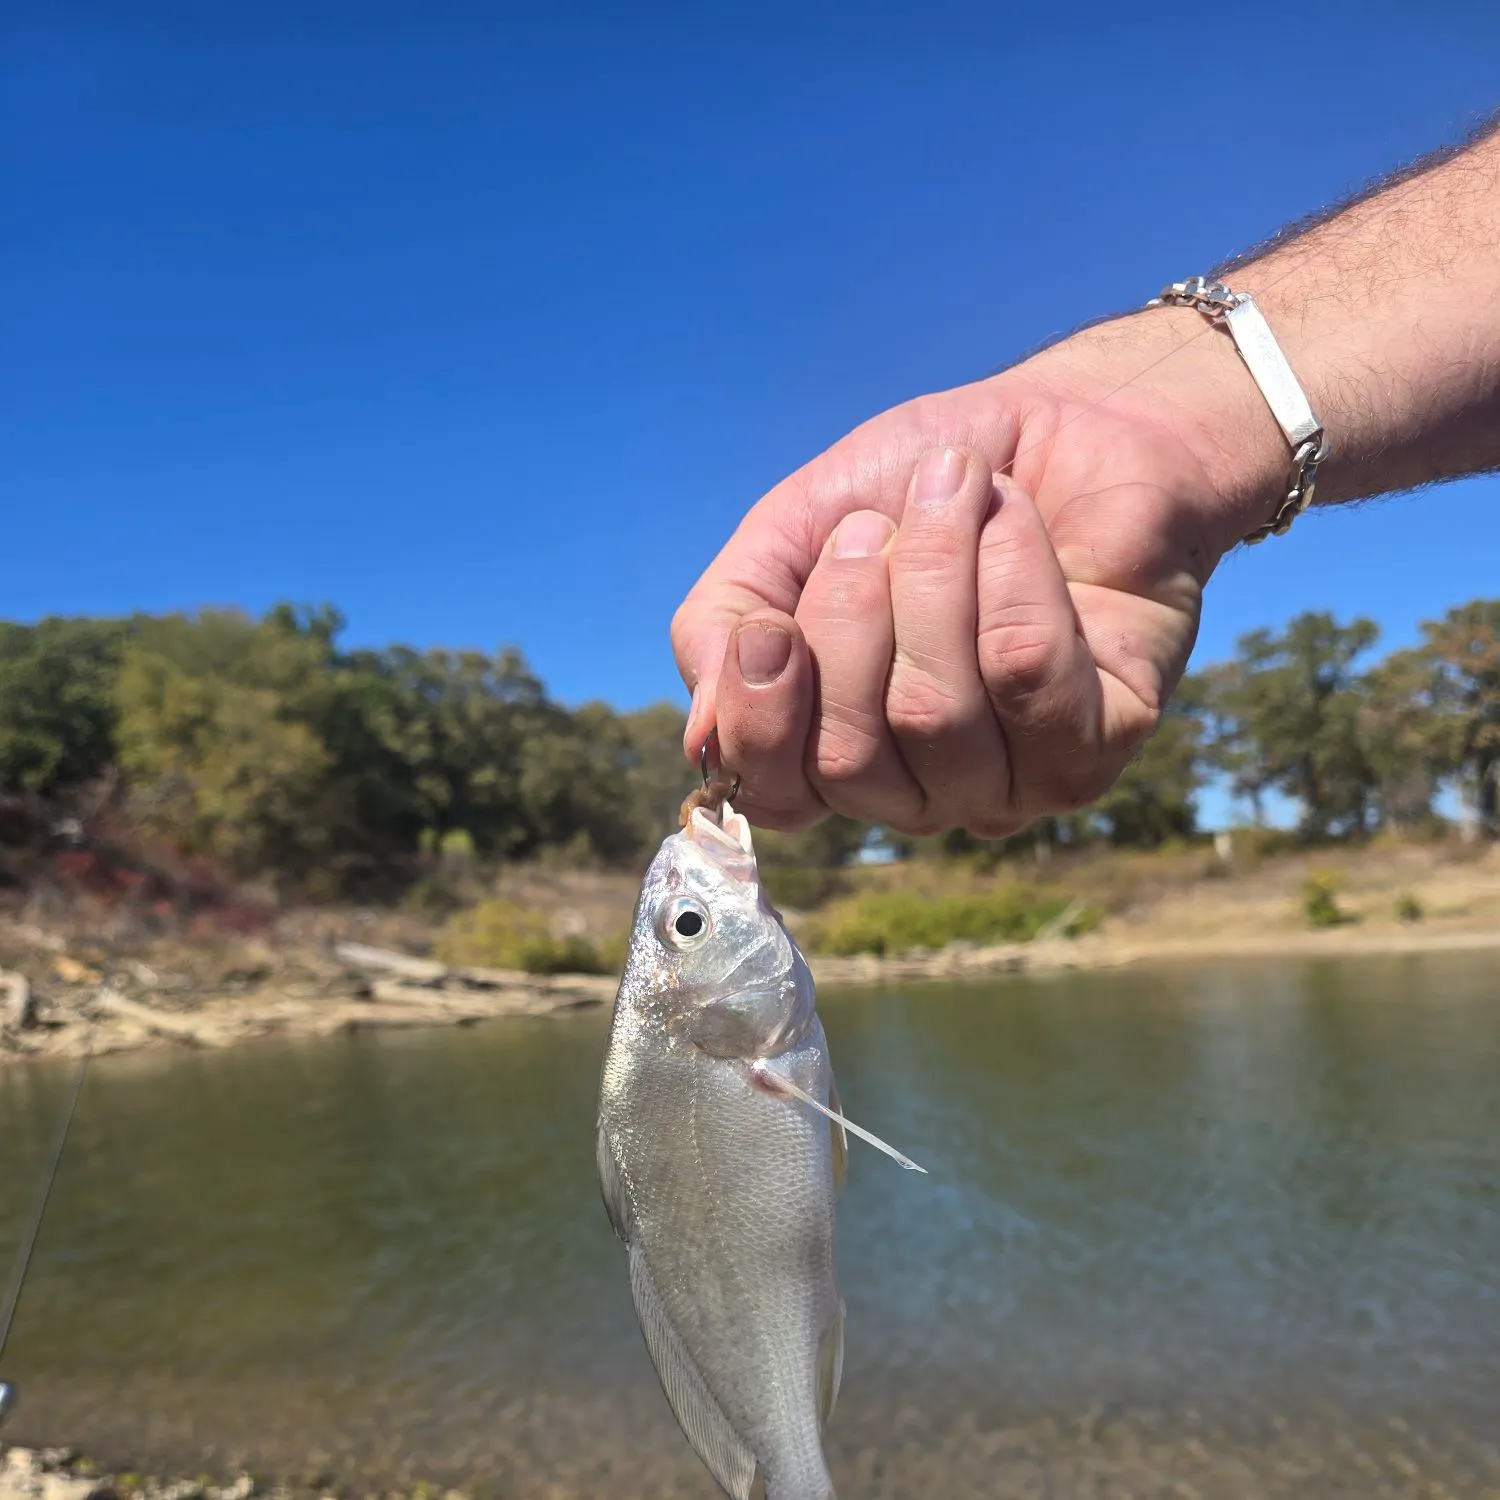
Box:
1147 277 1329 546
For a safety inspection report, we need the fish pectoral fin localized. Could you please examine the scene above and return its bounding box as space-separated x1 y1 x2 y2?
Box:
828 1078 848 1198
750 1061 929 1175
628 1250 763 1500
596 1122 633 1242
817 1298 846 1433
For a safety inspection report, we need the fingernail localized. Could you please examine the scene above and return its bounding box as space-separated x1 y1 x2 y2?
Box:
832 510 896 559
913 446 968 508
736 622 792 686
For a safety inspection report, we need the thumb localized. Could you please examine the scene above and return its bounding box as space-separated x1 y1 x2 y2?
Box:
670 493 825 759
671 577 777 759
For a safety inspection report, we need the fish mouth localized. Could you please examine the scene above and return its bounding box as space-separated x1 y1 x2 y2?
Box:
683 801 758 880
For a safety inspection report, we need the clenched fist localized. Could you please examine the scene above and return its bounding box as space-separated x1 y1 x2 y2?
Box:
672 309 1285 837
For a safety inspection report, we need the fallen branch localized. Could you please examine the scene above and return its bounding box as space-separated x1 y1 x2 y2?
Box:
92 986 236 1048
334 942 448 984
454 965 615 1003
1 970 34 1030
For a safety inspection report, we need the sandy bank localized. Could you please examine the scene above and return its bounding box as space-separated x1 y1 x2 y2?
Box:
3 910 1496 1067
0 942 615 1066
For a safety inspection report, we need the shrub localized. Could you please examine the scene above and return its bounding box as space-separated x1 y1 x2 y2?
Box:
1395 891 1424 923
805 885 1099 957
594 924 634 975
435 897 608 975
760 862 849 911
1301 871 1354 928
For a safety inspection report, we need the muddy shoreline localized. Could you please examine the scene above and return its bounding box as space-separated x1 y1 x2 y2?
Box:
8 1394 1500 1500
4 916 1498 1067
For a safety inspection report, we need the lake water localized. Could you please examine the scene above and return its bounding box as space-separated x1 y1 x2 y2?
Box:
3 953 1499 1498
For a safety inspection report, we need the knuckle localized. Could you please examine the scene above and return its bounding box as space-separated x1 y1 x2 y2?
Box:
977 618 1064 702
816 572 888 621
891 532 967 578
809 723 882 788
886 672 971 742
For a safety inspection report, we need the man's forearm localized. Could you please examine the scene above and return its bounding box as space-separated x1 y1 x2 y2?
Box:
1216 112 1500 515
1039 112 1500 554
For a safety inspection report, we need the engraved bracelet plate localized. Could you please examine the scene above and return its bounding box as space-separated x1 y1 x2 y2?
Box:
1223 297 1321 449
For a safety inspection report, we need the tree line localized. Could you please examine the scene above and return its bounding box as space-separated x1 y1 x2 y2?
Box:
0 599 1494 899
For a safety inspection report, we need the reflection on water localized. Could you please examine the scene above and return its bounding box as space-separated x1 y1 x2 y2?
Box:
2 953 1498 1497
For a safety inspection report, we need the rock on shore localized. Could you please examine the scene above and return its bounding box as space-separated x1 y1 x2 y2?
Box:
0 1450 477 1500
2 1451 255 1500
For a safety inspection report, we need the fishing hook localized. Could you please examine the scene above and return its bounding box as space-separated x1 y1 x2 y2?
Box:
679 727 741 826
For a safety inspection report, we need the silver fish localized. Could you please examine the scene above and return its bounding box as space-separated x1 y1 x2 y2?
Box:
596 801 922 1500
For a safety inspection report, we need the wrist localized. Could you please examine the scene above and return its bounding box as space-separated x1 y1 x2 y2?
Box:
1023 305 1295 558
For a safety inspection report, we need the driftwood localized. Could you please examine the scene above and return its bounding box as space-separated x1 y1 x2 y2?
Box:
333 942 447 985
320 1001 495 1034
454 965 616 1003
370 977 606 1016
335 943 615 1007
1 971 34 1030
93 987 233 1048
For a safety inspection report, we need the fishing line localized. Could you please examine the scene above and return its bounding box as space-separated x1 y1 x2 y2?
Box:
0 1036 92 1376
0 885 140 1425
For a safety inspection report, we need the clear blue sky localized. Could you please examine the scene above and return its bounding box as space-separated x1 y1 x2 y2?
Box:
4 1 1497 736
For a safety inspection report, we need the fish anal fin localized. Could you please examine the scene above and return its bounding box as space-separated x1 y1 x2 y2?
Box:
596 1122 633 1242
817 1298 846 1433
628 1249 761 1500
828 1077 848 1197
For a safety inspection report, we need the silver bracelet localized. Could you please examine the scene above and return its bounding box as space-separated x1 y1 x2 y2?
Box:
1147 276 1329 546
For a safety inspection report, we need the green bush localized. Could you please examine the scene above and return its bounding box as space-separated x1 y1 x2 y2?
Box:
1301 871 1355 928
1395 891 1424 923
435 897 609 975
594 925 634 975
805 885 1099 957
760 862 850 911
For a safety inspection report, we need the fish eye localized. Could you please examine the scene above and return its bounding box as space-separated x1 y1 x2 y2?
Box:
658 897 711 950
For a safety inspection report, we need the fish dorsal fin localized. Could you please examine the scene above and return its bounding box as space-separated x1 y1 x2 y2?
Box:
595 1123 634 1242
817 1298 846 1433
628 1249 763 1500
828 1078 848 1198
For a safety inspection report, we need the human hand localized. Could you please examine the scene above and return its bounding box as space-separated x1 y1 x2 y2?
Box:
672 310 1285 837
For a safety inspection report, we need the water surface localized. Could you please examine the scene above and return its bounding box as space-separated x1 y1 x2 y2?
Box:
3 953 1498 1497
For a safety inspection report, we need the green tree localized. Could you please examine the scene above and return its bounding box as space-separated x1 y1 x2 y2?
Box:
620 702 699 840
1198 657 1277 825
1203 612 1379 838
1357 648 1450 830
1419 599 1500 835
114 608 340 881
0 617 127 798
1092 676 1204 846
